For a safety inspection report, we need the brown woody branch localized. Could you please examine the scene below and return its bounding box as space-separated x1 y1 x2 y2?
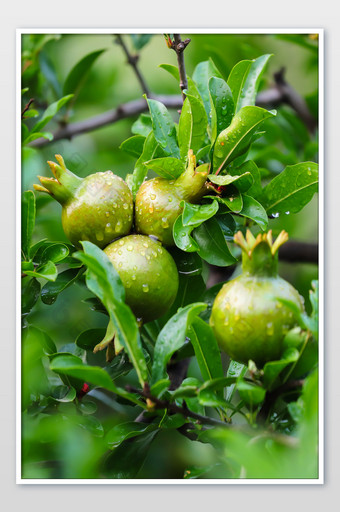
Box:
171 34 191 101
127 382 229 428
116 34 151 96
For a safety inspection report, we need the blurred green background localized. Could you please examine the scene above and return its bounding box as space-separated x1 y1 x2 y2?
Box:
21 32 319 479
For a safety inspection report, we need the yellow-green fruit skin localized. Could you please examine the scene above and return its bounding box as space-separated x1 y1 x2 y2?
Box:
104 234 179 323
210 275 304 367
62 172 133 248
135 178 184 246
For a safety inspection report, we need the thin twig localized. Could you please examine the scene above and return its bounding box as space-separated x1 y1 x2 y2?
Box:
21 98 34 119
116 34 151 96
172 34 191 102
126 383 229 428
29 95 183 148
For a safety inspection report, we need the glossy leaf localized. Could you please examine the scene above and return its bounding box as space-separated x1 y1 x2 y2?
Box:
239 194 268 230
227 54 272 112
182 200 219 227
22 190 36 259
237 380 266 406
159 64 201 99
39 243 69 264
130 34 153 50
173 215 200 252
151 303 207 385
209 76 234 144
131 114 153 136
131 132 166 197
41 267 83 305
232 160 262 198
74 242 148 386
119 135 146 158
22 277 41 315
263 162 318 215
63 50 105 101
30 94 74 134
178 93 208 160
212 106 276 174
106 422 158 448
189 317 224 387
192 217 237 266
76 328 106 351
226 360 247 402
24 261 58 281
143 156 185 179
192 59 222 121
145 96 180 158
262 348 300 390
208 172 253 192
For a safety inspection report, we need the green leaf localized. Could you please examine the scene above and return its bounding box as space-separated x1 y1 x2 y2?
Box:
192 59 222 122
21 278 41 315
262 162 318 215
178 93 208 160
262 348 300 390
208 172 254 193
192 217 237 266
49 385 76 403
106 422 158 448
22 190 36 259
41 267 83 305
161 274 206 326
182 200 219 227
236 379 266 406
30 94 74 134
151 303 207 385
131 114 153 136
76 328 106 351
208 76 234 144
189 317 224 388
74 242 148 386
39 243 69 264
205 189 244 213
145 96 180 158
119 135 146 158
130 34 153 50
143 156 185 179
173 215 200 252
24 261 58 281
226 360 247 402
227 54 272 112
103 431 158 478
50 354 116 392
63 49 106 102
23 131 54 144
239 194 268 230
212 106 276 174
170 248 203 276
131 132 166 197
232 160 262 198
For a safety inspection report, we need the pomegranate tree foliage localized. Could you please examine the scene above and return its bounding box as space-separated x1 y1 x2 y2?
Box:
21 33 319 480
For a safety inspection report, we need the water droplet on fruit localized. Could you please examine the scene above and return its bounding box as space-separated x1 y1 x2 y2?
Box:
127 244 133 251
149 206 154 214
118 262 123 268
112 202 117 209
150 194 156 200
105 211 110 217
132 274 136 281
118 250 122 255
285 211 290 215
266 322 274 335
141 251 146 257
115 221 122 232
133 265 137 271
119 239 124 246
161 217 169 228
142 284 149 293
143 242 149 248
168 197 173 203
96 232 104 241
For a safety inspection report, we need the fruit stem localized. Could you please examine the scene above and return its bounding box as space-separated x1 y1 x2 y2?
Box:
33 154 82 205
174 149 209 202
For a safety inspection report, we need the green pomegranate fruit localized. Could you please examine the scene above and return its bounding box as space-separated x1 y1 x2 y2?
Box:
135 150 209 246
34 154 133 248
210 230 304 367
104 234 179 323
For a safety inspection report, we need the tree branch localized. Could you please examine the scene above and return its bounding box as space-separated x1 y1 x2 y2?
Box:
116 34 151 96
29 94 183 148
126 383 229 428
171 34 191 102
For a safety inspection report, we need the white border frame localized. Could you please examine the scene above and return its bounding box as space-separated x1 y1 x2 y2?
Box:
16 27 324 485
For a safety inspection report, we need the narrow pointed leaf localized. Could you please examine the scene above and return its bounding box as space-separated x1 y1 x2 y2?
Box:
22 190 36 259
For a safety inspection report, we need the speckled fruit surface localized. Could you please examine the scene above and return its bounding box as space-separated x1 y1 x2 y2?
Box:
210 274 304 367
62 171 133 248
135 151 209 246
104 234 179 323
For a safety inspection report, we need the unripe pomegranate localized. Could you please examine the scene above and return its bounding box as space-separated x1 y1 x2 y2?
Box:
34 155 133 248
210 230 304 367
135 150 209 246
104 234 179 323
